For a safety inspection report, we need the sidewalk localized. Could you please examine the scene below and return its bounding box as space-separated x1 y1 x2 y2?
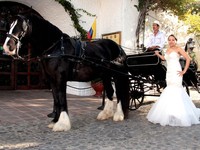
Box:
0 90 101 125
0 89 200 150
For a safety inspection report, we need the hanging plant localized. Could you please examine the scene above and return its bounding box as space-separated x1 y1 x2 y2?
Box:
55 0 95 40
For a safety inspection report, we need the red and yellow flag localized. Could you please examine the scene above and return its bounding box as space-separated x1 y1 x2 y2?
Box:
87 18 96 40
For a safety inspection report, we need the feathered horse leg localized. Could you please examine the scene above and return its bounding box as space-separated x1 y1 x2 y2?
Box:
97 77 115 120
48 83 71 132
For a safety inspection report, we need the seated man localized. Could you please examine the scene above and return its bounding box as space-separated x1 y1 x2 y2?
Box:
145 20 165 51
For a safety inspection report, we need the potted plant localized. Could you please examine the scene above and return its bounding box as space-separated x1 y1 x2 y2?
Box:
91 78 104 97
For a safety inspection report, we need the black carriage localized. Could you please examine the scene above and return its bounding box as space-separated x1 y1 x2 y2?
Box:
126 51 200 111
126 52 166 110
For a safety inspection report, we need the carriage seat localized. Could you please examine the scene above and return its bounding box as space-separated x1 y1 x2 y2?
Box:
126 51 161 67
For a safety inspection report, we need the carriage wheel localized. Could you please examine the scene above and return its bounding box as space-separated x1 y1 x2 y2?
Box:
191 71 200 93
129 78 144 110
190 79 200 93
196 71 200 93
183 80 190 96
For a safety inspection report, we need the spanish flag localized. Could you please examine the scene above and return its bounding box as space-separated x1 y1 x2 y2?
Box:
87 18 96 40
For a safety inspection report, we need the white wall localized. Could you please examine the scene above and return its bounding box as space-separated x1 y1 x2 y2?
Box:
0 0 76 36
72 0 139 53
0 0 139 95
71 0 100 35
1 0 139 51
121 0 139 54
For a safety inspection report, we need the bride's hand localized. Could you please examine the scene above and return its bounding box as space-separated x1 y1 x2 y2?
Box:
154 51 159 56
178 71 184 76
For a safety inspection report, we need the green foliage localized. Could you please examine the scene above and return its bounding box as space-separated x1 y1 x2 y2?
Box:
55 0 87 39
136 0 200 39
137 0 196 16
182 1 200 36
185 13 200 36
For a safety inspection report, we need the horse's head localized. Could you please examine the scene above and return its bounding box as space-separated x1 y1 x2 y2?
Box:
3 15 30 59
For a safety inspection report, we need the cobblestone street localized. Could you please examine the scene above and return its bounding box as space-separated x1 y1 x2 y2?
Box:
0 89 200 150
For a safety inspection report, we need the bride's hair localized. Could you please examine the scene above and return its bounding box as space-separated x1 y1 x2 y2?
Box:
168 34 177 41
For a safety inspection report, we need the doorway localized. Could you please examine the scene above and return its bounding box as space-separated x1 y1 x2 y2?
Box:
0 1 46 90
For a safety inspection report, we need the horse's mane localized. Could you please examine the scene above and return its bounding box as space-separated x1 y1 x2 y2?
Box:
30 14 63 39
25 14 64 54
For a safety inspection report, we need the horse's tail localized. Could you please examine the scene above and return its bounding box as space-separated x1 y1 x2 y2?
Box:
115 46 130 119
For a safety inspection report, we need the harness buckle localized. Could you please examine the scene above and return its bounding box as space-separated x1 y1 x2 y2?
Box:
61 36 64 54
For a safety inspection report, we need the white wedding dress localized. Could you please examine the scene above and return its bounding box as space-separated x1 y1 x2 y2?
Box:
147 51 200 126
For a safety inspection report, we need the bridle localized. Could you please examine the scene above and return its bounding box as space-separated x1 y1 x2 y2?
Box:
5 15 64 61
6 15 30 60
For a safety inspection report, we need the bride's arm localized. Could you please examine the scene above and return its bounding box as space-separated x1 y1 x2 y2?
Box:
178 47 191 75
155 51 165 60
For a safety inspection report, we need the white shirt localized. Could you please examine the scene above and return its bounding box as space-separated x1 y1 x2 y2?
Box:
145 31 165 50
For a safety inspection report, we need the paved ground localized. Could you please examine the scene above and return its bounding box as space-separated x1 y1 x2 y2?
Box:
0 89 200 150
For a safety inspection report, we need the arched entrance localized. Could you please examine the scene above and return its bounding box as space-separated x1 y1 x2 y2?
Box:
0 1 46 90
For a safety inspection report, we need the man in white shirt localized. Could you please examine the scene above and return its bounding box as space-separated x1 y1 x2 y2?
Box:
145 20 165 51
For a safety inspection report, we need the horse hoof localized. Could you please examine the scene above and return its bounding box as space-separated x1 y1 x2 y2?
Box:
97 111 107 120
97 105 104 110
48 122 55 129
52 122 71 132
97 111 113 120
123 110 129 119
124 114 129 119
47 112 56 118
113 113 124 121
52 111 71 132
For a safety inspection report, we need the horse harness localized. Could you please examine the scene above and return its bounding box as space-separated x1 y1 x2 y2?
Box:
8 15 124 71
9 15 127 78
41 35 129 78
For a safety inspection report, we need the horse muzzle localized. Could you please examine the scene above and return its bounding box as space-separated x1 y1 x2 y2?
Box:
3 44 15 55
2 45 23 60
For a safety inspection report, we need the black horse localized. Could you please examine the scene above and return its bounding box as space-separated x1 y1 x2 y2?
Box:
3 14 130 131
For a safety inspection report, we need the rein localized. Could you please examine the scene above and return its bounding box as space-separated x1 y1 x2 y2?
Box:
16 37 62 62
7 16 129 77
42 37 64 56
44 53 131 77
40 36 130 77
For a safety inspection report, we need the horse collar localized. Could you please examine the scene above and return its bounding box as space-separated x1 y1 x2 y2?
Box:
74 40 87 58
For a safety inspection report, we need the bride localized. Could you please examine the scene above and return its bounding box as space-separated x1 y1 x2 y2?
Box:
147 34 200 126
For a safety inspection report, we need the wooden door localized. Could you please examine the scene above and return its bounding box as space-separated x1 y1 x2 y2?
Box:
0 25 15 89
0 56 15 90
0 1 46 90
15 45 45 90
0 44 46 90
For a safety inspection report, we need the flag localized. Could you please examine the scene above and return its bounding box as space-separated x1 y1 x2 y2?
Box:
87 18 96 40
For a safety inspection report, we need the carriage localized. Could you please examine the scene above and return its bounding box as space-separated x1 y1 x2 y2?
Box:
3 14 200 132
97 50 200 111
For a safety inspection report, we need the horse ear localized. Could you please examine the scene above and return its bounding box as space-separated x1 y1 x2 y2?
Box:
22 20 29 31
